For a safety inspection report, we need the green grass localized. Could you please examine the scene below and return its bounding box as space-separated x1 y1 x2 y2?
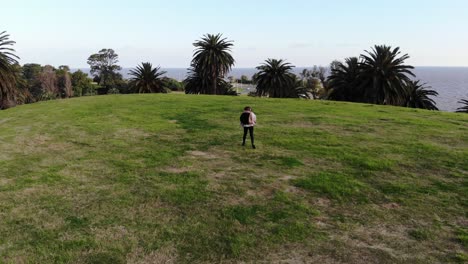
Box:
0 94 467 263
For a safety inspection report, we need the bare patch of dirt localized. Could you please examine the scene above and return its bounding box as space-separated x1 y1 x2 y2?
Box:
210 171 226 180
163 167 193 174
187 151 218 159
93 225 137 245
456 217 468 227
284 185 304 195
314 198 332 207
328 224 432 263
381 203 401 209
13 134 80 156
0 152 14 161
0 178 13 186
279 175 297 181
261 245 341 264
127 246 177 264
0 117 12 125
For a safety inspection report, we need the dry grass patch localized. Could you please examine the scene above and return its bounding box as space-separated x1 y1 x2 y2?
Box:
127 246 177 264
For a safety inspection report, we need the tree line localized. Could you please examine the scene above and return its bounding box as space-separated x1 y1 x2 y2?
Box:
0 32 184 109
182 33 468 112
1 30 467 112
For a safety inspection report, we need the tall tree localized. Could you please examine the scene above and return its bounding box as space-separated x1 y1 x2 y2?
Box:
456 99 468 113
254 59 297 98
57 66 73 98
71 70 95 96
11 64 33 105
191 34 235 95
184 66 211 94
298 66 328 99
0 31 19 109
87 49 122 90
129 62 167 93
329 60 342 72
360 45 414 105
405 81 438 110
184 66 236 95
20 63 43 100
39 65 58 99
327 57 364 101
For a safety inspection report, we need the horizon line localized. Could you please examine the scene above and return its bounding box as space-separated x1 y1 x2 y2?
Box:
66 65 468 69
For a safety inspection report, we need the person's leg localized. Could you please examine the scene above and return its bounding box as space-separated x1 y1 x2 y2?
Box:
242 127 248 146
249 127 255 148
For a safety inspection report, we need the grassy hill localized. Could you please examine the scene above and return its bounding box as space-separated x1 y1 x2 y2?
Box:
0 94 467 263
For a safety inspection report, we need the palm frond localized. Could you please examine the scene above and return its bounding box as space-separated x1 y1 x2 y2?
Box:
254 59 298 98
0 31 20 109
191 33 235 94
456 99 468 113
129 62 167 93
360 45 415 106
405 80 439 110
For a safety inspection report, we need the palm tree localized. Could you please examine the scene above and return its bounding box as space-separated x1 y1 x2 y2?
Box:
360 45 414 105
255 59 297 98
405 81 438 110
129 62 167 93
0 31 19 109
294 77 313 99
192 33 235 95
184 66 210 94
184 66 237 95
326 57 363 101
456 99 468 113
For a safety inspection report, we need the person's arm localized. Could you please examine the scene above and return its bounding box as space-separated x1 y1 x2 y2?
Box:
250 113 257 125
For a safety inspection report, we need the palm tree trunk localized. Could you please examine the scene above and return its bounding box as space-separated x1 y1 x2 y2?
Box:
0 91 14 110
213 72 217 95
212 64 217 95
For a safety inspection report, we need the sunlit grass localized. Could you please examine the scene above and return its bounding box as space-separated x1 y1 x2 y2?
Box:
0 94 467 263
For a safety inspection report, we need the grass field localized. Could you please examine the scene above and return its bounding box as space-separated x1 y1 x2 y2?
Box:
0 94 467 263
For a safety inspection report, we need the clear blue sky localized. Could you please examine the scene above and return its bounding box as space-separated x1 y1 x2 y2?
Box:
3 0 468 68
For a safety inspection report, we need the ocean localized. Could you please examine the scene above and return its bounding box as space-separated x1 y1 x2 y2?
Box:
74 67 468 112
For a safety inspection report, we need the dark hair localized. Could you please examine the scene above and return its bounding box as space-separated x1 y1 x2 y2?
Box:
244 106 252 111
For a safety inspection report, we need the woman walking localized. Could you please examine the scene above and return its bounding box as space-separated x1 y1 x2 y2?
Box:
240 106 257 149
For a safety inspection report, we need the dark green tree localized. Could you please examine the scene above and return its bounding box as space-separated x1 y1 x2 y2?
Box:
87 49 123 91
184 66 236 95
20 63 42 100
71 70 93 96
329 60 342 72
0 31 19 109
163 77 184 91
184 66 210 94
456 99 468 113
56 66 73 98
254 59 297 98
360 45 414 105
129 62 167 93
405 81 438 110
327 57 364 101
191 34 235 94
11 64 33 104
22 63 42 84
